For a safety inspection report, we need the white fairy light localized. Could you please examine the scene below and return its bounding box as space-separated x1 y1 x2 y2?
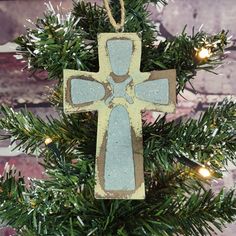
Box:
44 137 53 145
198 167 211 178
198 47 211 59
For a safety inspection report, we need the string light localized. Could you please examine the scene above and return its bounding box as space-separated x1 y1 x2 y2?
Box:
198 166 211 178
45 137 213 178
44 137 53 145
175 154 212 178
44 137 61 160
44 137 68 172
197 47 212 59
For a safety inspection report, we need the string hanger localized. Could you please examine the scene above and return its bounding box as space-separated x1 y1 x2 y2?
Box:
103 0 125 32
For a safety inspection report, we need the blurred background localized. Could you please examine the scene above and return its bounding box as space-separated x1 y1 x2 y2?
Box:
0 0 235 235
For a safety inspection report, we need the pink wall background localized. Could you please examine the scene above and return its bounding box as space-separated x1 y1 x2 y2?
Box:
0 0 235 235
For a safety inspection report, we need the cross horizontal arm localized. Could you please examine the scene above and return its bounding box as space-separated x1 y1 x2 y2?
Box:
134 69 176 112
63 69 106 114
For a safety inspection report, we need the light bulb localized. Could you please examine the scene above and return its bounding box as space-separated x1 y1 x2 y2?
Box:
198 167 211 178
198 47 211 59
44 137 53 145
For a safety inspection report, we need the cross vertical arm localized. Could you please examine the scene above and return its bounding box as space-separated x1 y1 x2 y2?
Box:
95 106 145 199
63 32 176 200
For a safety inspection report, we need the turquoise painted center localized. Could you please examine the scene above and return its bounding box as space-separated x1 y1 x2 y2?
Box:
69 39 171 192
104 105 135 190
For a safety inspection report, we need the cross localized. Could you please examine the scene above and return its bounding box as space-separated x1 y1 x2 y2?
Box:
63 33 176 199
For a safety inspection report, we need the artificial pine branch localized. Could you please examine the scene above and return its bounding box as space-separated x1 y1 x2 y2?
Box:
0 99 235 235
143 28 229 92
0 0 235 235
1 99 235 173
144 99 236 174
15 1 229 94
15 7 95 80
1 99 235 186
1 165 236 235
0 106 97 158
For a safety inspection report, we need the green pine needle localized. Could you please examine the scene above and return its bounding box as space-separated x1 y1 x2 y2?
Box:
0 1 234 235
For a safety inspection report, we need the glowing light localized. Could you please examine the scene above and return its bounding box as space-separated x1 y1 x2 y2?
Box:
198 47 211 59
198 167 211 178
44 137 53 145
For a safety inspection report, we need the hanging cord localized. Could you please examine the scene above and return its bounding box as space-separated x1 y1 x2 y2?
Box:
103 0 125 32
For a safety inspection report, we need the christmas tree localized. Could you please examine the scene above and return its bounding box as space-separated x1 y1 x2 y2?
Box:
0 0 236 235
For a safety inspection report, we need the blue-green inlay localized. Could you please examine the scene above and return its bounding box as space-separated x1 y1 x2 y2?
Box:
105 76 133 105
104 105 135 191
107 39 133 76
70 78 105 104
135 79 169 104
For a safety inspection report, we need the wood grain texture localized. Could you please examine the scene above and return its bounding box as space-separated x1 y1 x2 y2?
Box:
64 33 176 199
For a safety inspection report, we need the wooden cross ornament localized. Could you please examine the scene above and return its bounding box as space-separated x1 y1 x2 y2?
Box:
64 33 176 199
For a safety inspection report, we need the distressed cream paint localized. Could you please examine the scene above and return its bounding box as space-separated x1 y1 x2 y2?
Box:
63 33 176 199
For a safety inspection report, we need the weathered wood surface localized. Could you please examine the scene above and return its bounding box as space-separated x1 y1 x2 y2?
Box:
64 32 176 199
